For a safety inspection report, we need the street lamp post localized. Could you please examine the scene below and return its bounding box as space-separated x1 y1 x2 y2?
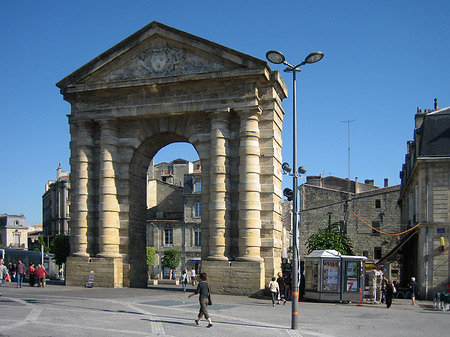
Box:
266 50 324 330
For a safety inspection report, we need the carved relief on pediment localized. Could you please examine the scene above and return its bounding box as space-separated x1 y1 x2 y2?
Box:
104 38 226 81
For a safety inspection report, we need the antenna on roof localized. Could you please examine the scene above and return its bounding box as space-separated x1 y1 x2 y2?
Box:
341 119 357 179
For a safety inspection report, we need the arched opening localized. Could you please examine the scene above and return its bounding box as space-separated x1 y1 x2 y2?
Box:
128 134 204 287
146 143 201 281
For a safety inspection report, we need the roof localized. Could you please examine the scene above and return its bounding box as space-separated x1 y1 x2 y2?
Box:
306 250 341 258
56 21 270 91
305 249 368 261
375 229 418 265
418 106 450 157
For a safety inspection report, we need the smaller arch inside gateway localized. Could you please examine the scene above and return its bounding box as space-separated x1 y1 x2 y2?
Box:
145 142 201 281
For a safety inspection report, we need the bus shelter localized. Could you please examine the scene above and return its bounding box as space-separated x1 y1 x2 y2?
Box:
304 250 367 302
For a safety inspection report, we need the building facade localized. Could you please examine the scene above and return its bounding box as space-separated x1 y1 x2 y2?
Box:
399 100 450 298
42 165 70 245
0 213 29 249
298 176 402 279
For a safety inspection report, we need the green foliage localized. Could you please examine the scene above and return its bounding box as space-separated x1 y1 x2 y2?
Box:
306 220 353 255
34 234 50 253
146 246 156 266
161 249 180 269
50 235 70 267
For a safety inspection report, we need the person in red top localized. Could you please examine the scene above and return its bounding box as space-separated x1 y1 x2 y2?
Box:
28 263 36 287
36 264 49 287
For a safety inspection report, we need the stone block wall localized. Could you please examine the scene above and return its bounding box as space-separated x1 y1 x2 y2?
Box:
201 260 265 296
66 256 123 288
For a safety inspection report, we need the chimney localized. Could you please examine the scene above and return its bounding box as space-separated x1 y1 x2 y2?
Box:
56 163 62 179
355 177 359 194
364 179 374 186
306 175 323 187
384 178 389 187
434 98 439 110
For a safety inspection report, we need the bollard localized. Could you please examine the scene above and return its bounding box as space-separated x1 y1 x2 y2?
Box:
357 287 363 306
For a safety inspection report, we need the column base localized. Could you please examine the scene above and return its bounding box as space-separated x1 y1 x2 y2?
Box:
206 255 229 261
72 252 90 258
96 252 122 258
235 256 264 262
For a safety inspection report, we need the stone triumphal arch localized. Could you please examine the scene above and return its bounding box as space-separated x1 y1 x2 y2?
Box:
57 22 287 295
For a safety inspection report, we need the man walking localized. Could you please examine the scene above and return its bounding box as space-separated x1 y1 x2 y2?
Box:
0 259 10 296
16 260 26 288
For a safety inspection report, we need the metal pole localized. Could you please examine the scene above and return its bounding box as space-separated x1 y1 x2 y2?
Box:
291 68 299 330
41 244 44 265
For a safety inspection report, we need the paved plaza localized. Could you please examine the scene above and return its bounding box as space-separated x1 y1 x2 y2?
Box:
0 281 449 337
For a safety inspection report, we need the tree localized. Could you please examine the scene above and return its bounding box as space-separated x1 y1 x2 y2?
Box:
34 234 50 253
306 220 353 255
146 246 156 266
162 249 180 270
50 235 70 266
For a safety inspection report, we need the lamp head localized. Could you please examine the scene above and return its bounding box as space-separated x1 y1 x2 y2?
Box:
282 162 292 174
283 188 294 201
298 166 307 175
266 50 286 64
304 51 324 64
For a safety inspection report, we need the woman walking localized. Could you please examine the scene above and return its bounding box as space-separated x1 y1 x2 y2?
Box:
385 279 396 308
188 272 213 328
276 272 287 305
269 277 280 307
410 277 419 305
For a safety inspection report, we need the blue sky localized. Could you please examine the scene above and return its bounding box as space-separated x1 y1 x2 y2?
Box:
0 1 449 226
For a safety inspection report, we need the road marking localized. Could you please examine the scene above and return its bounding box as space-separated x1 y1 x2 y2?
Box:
286 329 336 337
0 298 42 331
124 303 165 335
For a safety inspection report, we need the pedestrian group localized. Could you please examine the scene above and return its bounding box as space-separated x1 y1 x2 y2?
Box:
0 258 49 291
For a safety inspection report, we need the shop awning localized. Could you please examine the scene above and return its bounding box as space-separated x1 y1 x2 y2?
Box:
188 258 201 264
375 229 419 265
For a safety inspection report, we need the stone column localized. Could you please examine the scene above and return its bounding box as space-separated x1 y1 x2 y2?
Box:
207 109 230 260
97 120 121 258
70 121 94 257
237 107 263 261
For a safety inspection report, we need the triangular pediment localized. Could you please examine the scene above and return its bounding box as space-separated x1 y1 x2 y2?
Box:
57 22 266 89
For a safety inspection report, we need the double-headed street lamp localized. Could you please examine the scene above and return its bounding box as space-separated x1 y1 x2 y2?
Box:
266 50 324 330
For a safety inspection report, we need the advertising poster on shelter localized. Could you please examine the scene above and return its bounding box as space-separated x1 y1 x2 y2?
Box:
322 260 339 291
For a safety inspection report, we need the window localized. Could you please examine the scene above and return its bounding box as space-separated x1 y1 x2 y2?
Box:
371 221 380 235
164 227 173 246
194 203 201 217
375 199 381 208
194 228 201 247
194 180 201 192
362 250 368 258
374 247 382 260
